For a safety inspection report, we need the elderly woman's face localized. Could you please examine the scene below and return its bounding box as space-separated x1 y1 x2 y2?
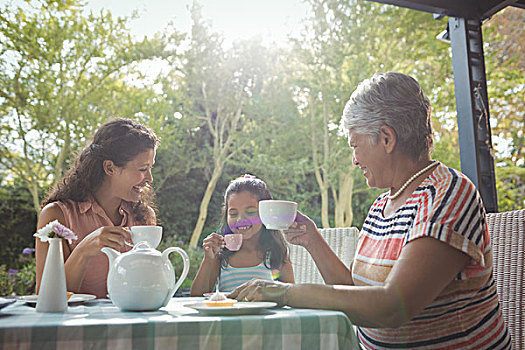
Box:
348 131 389 189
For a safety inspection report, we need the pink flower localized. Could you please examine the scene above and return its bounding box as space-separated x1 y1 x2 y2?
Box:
34 220 78 244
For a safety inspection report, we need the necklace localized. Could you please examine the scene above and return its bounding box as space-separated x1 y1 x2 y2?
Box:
388 161 438 200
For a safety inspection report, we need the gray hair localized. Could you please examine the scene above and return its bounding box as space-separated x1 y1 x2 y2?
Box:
341 72 433 161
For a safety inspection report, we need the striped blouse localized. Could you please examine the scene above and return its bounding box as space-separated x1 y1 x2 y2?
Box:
354 163 511 349
218 262 274 292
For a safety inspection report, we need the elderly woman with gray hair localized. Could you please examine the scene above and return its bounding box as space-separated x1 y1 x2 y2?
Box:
229 72 510 349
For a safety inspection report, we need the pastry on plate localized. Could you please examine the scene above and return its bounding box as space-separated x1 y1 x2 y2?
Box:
204 298 238 307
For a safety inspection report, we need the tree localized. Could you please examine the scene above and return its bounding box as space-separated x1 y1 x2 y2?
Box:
0 0 176 214
183 4 277 247
288 0 458 228
288 0 361 228
484 7 524 166
226 48 316 214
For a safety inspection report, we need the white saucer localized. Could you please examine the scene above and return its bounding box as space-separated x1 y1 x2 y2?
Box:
185 301 277 316
18 294 96 306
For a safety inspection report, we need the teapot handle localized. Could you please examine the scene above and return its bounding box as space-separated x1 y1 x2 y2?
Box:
161 247 190 306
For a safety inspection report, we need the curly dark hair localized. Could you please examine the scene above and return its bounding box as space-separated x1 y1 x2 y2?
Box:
43 118 160 223
217 175 289 270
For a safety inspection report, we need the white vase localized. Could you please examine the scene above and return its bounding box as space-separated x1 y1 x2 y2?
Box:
36 237 68 313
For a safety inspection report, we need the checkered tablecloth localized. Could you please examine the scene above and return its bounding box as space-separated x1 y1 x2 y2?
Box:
0 297 360 350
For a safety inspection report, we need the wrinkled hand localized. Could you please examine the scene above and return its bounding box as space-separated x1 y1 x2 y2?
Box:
228 279 292 306
75 226 132 257
202 232 225 259
284 211 321 249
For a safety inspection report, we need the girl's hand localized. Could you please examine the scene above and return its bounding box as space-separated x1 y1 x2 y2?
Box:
75 226 132 257
202 232 225 259
283 211 322 250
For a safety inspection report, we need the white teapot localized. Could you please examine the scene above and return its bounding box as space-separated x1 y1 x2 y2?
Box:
102 242 189 311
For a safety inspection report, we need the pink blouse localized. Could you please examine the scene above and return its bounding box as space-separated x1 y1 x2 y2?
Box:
55 198 147 298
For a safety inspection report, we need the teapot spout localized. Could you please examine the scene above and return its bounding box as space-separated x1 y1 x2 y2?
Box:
101 247 120 266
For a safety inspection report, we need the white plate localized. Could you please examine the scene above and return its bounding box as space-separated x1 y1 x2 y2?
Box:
0 298 15 311
18 294 96 307
186 301 277 316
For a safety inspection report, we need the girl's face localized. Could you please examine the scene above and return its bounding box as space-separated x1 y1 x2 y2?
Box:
226 191 263 242
112 148 156 202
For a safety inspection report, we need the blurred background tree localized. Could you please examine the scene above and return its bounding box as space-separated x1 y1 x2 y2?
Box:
0 0 179 215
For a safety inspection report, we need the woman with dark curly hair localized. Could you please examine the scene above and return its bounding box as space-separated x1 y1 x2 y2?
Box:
191 174 294 296
36 118 159 298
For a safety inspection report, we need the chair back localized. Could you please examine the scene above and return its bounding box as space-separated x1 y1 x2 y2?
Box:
289 227 359 284
487 209 525 350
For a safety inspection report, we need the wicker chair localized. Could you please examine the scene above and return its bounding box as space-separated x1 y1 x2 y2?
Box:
487 209 525 350
289 227 359 284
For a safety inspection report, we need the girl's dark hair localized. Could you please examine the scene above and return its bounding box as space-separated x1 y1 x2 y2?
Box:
217 175 289 271
43 118 160 223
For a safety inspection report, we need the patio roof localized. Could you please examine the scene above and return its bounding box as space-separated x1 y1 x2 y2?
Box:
370 0 525 20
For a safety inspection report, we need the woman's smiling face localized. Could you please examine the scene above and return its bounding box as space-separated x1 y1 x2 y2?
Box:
348 131 390 189
112 148 156 202
226 191 263 241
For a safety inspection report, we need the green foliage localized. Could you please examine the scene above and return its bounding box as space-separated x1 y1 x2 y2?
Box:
432 132 461 170
0 266 13 296
495 164 525 211
0 256 36 296
483 8 524 166
155 168 226 243
0 178 37 268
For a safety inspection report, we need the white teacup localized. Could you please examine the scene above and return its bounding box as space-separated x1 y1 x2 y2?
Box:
129 226 162 249
259 200 298 230
224 233 243 251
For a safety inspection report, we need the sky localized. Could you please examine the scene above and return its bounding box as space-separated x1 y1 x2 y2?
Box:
84 0 309 45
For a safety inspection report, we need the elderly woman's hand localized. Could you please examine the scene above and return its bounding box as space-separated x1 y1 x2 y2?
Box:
228 279 292 305
283 211 322 250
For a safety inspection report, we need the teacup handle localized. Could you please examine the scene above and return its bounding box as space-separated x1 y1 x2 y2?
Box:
161 247 190 306
123 228 134 247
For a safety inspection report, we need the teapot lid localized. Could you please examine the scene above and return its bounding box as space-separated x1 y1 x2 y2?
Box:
129 241 161 255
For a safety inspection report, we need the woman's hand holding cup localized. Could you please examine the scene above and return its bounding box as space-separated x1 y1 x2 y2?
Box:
283 211 322 250
76 226 132 257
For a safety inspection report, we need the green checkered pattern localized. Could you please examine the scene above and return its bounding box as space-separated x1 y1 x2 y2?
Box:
0 297 360 349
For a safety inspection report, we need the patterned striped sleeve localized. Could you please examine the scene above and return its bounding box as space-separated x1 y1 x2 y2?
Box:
409 165 488 267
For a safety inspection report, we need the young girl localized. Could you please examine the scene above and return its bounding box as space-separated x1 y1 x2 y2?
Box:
36 118 159 298
191 175 294 296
